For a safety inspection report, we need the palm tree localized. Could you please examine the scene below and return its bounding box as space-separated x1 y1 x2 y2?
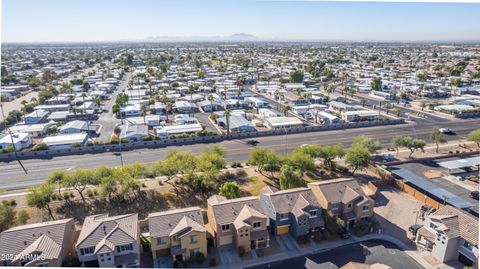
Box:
140 104 147 125
236 89 241 109
165 102 173 123
224 109 232 136
207 94 215 114
188 84 195 102
282 105 292 116
81 92 87 115
20 100 28 110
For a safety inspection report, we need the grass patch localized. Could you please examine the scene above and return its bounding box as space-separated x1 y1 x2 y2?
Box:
242 176 267 196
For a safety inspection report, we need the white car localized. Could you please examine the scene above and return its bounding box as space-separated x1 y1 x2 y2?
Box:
439 128 455 135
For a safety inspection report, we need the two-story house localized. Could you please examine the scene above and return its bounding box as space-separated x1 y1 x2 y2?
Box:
259 186 324 237
207 195 269 252
148 207 207 262
75 213 140 268
0 218 76 267
415 205 478 268
308 178 374 227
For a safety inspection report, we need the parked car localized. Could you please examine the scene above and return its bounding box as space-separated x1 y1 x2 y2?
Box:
246 140 259 146
439 128 455 135
409 224 423 236
470 191 479 200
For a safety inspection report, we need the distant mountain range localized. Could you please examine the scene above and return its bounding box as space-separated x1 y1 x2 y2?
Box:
145 33 259 42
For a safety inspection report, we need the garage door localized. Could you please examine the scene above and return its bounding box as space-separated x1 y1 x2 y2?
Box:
218 235 233 245
277 225 289 235
155 248 170 259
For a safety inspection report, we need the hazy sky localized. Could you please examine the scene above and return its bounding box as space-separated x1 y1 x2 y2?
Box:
2 0 480 42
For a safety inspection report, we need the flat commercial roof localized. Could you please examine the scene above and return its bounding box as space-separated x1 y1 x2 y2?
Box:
392 167 473 209
437 156 480 170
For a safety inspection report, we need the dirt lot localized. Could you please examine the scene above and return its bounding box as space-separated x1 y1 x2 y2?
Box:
374 185 425 247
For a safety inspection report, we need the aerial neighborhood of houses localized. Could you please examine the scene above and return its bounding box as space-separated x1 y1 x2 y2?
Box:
1 43 480 269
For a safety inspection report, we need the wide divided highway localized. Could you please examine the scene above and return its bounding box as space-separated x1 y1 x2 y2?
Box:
1 118 479 191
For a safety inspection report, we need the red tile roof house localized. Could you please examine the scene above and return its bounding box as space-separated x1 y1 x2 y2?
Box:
0 218 76 267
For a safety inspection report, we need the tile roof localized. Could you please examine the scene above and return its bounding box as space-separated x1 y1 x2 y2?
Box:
0 218 73 262
260 187 321 214
233 205 266 229
308 178 371 205
429 205 478 245
76 214 138 249
148 207 204 238
208 196 265 225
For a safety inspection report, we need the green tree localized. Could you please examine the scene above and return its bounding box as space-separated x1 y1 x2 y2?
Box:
16 210 30 225
294 144 322 158
26 184 55 220
247 148 280 177
319 143 344 170
345 145 371 175
47 170 69 195
279 165 305 190
281 151 315 176
352 135 382 154
467 129 480 149
393 136 426 158
0 203 16 232
63 169 99 202
430 129 447 153
281 105 292 116
224 109 232 135
370 77 382 92
289 70 304 83
219 182 241 199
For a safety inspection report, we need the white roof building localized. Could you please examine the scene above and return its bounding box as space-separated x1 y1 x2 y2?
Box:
265 116 303 129
42 133 88 149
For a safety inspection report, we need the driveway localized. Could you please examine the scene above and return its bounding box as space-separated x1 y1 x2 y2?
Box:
154 256 173 268
218 244 241 266
374 186 424 247
246 239 424 269
276 234 300 252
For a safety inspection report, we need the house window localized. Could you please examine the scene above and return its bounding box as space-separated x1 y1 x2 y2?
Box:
279 213 289 220
347 204 352 209
430 222 438 229
108 258 111 261
464 241 473 251
101 259 104 262
116 244 133 253
331 203 338 210
221 224 230 231
362 205 369 211
253 221 261 228
156 237 167 245
190 248 200 257
309 210 317 218
190 235 199 244
37 263 48 267
80 246 95 256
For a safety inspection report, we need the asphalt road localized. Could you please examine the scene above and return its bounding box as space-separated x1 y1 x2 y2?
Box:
95 72 131 142
246 239 423 269
1 118 479 190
